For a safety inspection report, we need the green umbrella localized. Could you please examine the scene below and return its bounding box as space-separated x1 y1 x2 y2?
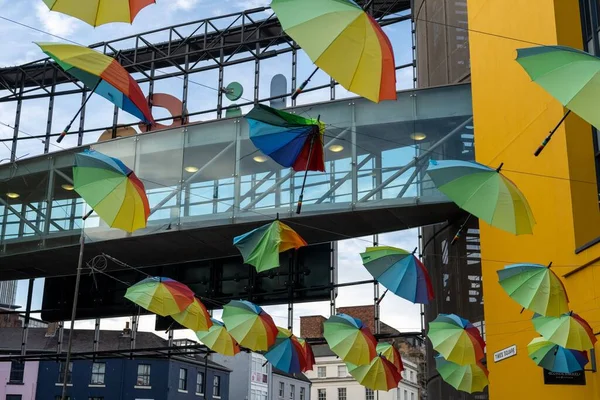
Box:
532 312 597 351
323 314 377 366
435 356 489 394
222 300 278 351
426 160 535 237
516 46 600 155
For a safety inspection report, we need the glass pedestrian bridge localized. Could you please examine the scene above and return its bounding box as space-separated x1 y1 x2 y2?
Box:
0 83 473 279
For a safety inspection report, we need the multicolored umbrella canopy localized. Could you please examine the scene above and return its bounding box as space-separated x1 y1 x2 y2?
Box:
270 0 396 103
361 246 434 304
233 220 307 272
516 46 600 154
73 149 150 232
376 342 404 375
37 43 154 125
43 0 155 27
297 338 316 372
427 160 535 235
124 277 194 316
532 312 597 351
265 327 307 374
171 298 213 332
527 337 589 373
245 104 325 172
427 314 485 366
435 356 489 394
497 263 569 317
323 313 377 366
222 300 278 351
346 355 402 391
196 319 241 357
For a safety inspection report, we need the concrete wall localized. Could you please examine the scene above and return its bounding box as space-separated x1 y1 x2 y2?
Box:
212 352 252 400
0 361 39 400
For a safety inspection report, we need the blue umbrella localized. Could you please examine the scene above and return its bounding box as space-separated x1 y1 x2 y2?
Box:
360 246 434 304
528 337 589 373
265 327 307 373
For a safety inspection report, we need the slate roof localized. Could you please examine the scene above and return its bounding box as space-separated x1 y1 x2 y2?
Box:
272 367 312 383
0 327 229 371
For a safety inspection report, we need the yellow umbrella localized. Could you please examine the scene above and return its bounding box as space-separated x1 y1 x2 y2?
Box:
43 0 156 27
196 319 241 356
171 298 213 332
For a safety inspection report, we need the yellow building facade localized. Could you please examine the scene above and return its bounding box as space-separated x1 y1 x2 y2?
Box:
467 0 600 398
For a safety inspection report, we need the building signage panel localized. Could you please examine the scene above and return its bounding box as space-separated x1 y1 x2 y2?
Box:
493 345 517 362
543 369 586 385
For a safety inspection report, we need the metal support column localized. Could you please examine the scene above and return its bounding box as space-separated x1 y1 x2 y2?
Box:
10 74 24 161
291 47 297 107
217 37 225 118
232 119 242 221
44 69 57 154
350 101 358 206
77 89 87 146
93 318 100 358
21 279 34 356
182 44 190 124
57 321 64 358
373 235 380 335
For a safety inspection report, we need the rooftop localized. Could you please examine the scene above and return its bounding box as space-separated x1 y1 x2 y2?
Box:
272 367 312 383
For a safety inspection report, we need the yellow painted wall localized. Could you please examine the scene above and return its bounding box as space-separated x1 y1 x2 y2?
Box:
467 0 600 398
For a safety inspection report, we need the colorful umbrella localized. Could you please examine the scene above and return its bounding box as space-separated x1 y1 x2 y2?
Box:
171 298 213 332
376 342 404 375
73 149 150 232
527 337 589 373
43 0 155 27
346 355 401 391
245 105 326 213
271 0 396 103
427 160 535 236
361 246 434 304
297 338 316 372
427 314 485 365
222 300 278 351
233 220 307 272
265 327 307 373
435 356 489 394
532 312 597 351
323 313 377 366
196 319 241 356
37 43 154 143
124 277 194 316
497 263 569 317
516 46 600 155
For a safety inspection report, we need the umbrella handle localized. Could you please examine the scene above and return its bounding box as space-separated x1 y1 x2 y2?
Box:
296 194 304 214
534 110 571 157
56 130 69 143
82 209 94 221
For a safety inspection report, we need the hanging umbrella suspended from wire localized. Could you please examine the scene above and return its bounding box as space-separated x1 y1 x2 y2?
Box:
527 337 589 373
532 312 597 351
435 356 489 394
265 327 307 374
170 298 213 332
233 220 307 272
222 300 278 351
297 337 316 372
346 354 402 391
323 313 377 366
245 104 325 214
124 277 195 316
497 262 569 317
36 43 154 143
43 0 156 27
426 159 535 241
516 46 600 156
376 342 405 375
427 314 486 366
271 0 396 103
196 319 241 356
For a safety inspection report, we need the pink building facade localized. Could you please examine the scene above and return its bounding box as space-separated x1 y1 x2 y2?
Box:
0 361 39 399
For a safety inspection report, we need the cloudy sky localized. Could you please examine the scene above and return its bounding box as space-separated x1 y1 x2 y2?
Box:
2 0 421 340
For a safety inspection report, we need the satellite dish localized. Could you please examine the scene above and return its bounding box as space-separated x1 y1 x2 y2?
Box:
225 82 244 101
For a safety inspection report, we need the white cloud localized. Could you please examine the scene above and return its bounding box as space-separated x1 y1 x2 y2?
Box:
35 2 80 38
173 0 202 10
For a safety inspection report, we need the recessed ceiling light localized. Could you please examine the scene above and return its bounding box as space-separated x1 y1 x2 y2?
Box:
466 125 474 130
253 156 268 163
6 192 19 199
410 133 427 141
328 144 344 153
61 184 74 191
184 166 199 173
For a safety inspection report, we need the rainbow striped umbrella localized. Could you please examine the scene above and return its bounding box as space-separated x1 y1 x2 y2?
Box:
346 355 402 391
436 356 489 394
43 0 155 27
376 342 404 375
528 337 589 373
271 0 396 103
298 338 316 372
427 314 485 365
124 277 194 316
222 300 278 351
265 327 307 373
324 314 377 366
171 298 213 332
37 43 154 142
196 319 241 357
533 312 597 351
73 149 149 232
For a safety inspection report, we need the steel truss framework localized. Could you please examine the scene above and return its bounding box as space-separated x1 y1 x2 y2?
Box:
0 0 411 161
0 0 432 372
